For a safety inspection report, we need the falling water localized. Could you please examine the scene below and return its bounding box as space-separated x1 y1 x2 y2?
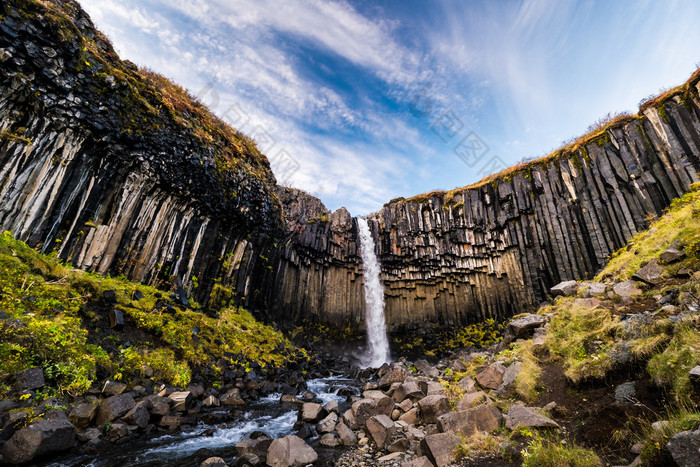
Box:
357 217 391 368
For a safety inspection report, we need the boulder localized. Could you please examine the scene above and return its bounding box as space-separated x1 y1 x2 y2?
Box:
279 394 304 407
102 380 127 397
401 456 433 467
96 394 135 425
421 432 460 467
550 280 578 297
398 399 413 412
476 363 505 389
437 403 501 436
1 419 75 464
689 365 700 386
456 391 487 410
496 362 521 397
233 454 260 466
351 397 392 426
388 437 409 452
319 433 340 447
266 434 317 467
573 298 601 308
666 429 700 467
393 381 424 402
221 389 245 407
169 391 194 412
417 395 450 424
377 366 409 389
299 402 322 422
200 457 228 467
158 415 183 429
16 367 45 390
583 282 607 297
419 381 445 396
335 420 357 446
68 403 97 428
632 261 663 285
322 400 339 414
458 376 476 393
236 436 272 460
399 407 419 425
316 412 337 433
509 315 545 338
203 395 220 407
122 405 150 429
660 247 685 264
365 414 395 449
613 280 642 299
505 405 559 430
342 409 357 430
108 309 124 329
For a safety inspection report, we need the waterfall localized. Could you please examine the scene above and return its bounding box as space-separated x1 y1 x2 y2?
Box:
357 217 391 368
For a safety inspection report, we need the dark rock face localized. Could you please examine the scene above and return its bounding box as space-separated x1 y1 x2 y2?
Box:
1 418 76 464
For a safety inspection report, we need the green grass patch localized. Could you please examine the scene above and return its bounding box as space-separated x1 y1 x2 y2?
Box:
522 437 602 467
647 326 700 404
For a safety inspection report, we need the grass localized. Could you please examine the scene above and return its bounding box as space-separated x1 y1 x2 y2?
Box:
511 340 542 403
647 326 700 405
522 437 602 467
0 231 305 398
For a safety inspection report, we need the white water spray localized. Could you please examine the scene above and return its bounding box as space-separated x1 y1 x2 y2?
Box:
357 218 391 368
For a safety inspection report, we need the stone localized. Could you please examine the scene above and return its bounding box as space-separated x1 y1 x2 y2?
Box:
342 409 357 430
107 422 130 441
632 261 663 285
122 405 150 429
300 402 322 422
437 403 501 436
279 394 304 407
108 308 124 329
158 415 183 429
550 280 578 297
398 399 413 412
417 395 450 424
365 414 395 448
660 247 685 264
96 394 135 425
16 367 45 390
169 391 194 412
401 456 433 467
322 400 338 414
419 381 445 396
68 403 97 428
667 429 700 467
476 363 505 389
1 418 75 464
496 362 521 397
613 280 643 299
458 376 476 393
319 433 340 447
76 427 102 443
102 380 127 396
689 365 700 386
508 314 545 338
203 395 220 407
615 382 636 404
316 412 337 433
399 407 419 425
221 389 245 407
200 457 228 467
505 405 559 430
266 434 317 467
378 452 403 462
457 391 487 410
583 282 607 297
236 436 272 459
377 366 409 389
388 437 409 452
393 381 424 402
351 398 392 427
336 420 357 446
573 298 602 308
421 432 460 467
103 289 118 303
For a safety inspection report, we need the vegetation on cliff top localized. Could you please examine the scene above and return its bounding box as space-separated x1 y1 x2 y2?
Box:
0 231 304 399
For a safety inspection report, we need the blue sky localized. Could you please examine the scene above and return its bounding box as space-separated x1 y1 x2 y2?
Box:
80 0 700 215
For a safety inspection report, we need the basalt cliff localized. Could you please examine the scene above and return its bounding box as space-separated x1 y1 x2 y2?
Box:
3 0 700 334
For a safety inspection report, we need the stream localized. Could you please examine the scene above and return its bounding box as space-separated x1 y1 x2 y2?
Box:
47 376 360 467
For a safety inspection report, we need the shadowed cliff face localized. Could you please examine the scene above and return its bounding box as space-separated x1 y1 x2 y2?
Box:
0 0 282 305
266 76 700 331
3 0 700 333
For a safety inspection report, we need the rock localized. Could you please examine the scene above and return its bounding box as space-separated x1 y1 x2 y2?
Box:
279 394 304 407
351 398 392 427
320 433 341 447
458 376 476 393
322 400 339 414
102 380 127 396
76 427 101 443
68 403 97 428
378 366 409 389
583 282 607 297
108 308 124 329
632 261 663 285
457 391 487 410
689 365 700 386
1 419 75 464
336 420 357 446
342 409 357 430
677 267 693 277
16 367 45 390
419 381 445 396
421 432 460 467
437 403 501 436
388 437 409 452
667 429 700 467
158 415 183 429
317 412 337 433
107 422 130 441
221 389 245 407
573 298 601 308
236 436 272 460
476 363 505 389
393 382 424 402
505 405 559 430
365 414 395 449
417 395 450 424
300 402 322 422
615 382 636 404
123 405 150 429
399 407 419 425
508 314 545 338
266 434 317 467
200 457 228 467
401 456 433 467
660 247 685 264
103 290 117 303
378 452 403 462
169 391 194 412
496 362 521 397
398 399 413 412
550 280 578 297
613 280 642 299
203 395 220 407
96 394 135 425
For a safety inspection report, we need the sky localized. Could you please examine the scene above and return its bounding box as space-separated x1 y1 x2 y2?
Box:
79 0 700 215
